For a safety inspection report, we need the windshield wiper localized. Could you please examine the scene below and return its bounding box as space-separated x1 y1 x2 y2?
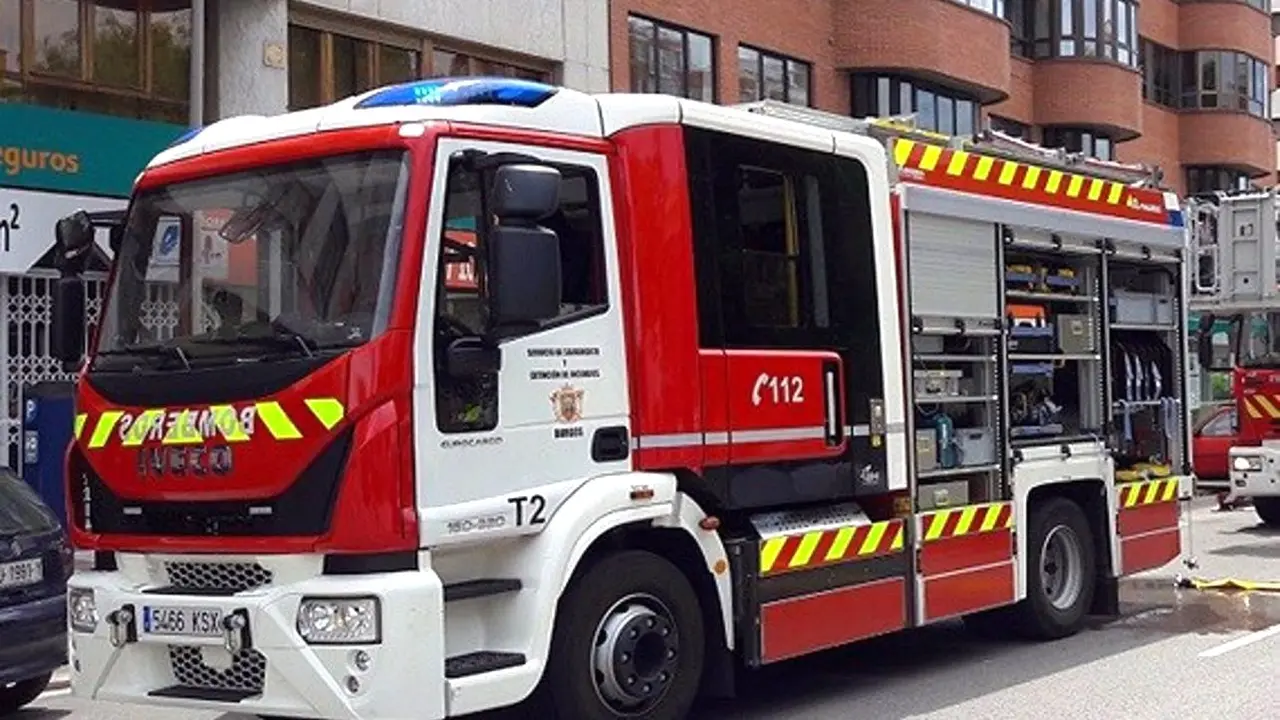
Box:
96 342 192 371
190 330 317 358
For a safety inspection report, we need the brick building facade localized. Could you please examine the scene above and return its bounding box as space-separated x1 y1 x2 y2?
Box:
611 0 1276 196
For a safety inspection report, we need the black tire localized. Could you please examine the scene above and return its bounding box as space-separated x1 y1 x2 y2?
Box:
544 549 704 720
1012 496 1097 641
1255 497 1280 527
0 672 52 715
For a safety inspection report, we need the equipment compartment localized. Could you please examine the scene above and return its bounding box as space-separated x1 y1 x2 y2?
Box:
1106 260 1185 478
1002 242 1105 446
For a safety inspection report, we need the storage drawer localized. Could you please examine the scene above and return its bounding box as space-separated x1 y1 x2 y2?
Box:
917 480 970 511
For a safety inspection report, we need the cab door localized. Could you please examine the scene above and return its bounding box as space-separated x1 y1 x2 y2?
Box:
414 137 631 544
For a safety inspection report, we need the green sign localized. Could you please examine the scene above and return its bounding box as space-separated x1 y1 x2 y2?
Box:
0 103 186 198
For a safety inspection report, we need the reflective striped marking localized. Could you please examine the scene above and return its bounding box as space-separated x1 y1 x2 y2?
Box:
121 409 164 447
920 502 1013 543
255 401 301 440
1118 478 1179 508
73 414 86 440
759 518 905 575
946 150 969 176
305 398 345 430
86 411 123 449
162 410 204 445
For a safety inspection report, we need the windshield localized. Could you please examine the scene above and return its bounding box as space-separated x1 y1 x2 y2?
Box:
93 150 409 369
0 470 58 535
1236 311 1280 369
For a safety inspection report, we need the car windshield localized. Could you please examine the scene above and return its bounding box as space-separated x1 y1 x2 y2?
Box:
0 471 58 535
93 149 409 369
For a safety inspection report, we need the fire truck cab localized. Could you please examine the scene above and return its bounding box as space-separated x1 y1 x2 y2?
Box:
1188 189 1280 526
53 79 1192 720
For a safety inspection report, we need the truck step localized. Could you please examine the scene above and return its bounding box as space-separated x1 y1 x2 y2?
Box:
443 578 522 602
445 651 526 678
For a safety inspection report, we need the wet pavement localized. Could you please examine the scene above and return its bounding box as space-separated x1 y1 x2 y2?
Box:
21 499 1280 720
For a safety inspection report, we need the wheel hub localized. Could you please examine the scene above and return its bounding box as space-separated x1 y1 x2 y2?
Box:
592 594 680 714
1040 524 1084 611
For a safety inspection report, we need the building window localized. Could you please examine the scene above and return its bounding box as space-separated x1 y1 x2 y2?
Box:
287 15 552 111
738 45 811 106
1042 126 1115 160
0 0 192 123
989 115 1031 138
1138 38 1178 109
852 74 978 136
627 15 714 102
952 0 1007 18
1178 50 1269 118
1031 0 1139 68
1186 166 1252 195
1006 0 1032 57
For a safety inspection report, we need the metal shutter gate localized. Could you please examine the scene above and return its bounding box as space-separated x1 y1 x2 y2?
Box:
905 212 999 320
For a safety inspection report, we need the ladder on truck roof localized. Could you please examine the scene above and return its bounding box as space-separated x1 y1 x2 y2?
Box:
1187 188 1280 314
733 99 1166 189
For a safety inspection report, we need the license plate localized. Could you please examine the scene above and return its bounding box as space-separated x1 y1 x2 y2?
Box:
142 606 224 637
0 558 43 590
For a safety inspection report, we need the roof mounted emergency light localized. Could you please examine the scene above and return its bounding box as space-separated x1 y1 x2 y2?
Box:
354 77 560 110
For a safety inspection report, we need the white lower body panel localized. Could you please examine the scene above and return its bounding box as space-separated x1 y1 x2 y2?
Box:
68 553 446 720
1227 445 1280 499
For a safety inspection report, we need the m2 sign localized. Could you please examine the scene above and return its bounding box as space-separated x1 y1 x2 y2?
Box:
0 187 123 275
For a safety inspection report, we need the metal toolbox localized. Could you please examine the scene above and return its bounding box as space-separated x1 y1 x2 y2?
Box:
917 480 970 511
916 430 938 471
1112 291 1172 326
1056 313 1095 353
955 427 995 466
913 369 962 397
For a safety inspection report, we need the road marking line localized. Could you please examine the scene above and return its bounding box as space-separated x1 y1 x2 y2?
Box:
1199 623 1280 658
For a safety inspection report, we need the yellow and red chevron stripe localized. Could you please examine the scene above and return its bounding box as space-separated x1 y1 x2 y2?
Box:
759 518 904 576
891 138 1173 226
1240 393 1280 420
1118 478 1179 508
919 501 1013 543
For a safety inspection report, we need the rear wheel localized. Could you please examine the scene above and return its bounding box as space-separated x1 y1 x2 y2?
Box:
1013 496 1097 640
544 549 704 720
0 672 52 715
1254 497 1280 527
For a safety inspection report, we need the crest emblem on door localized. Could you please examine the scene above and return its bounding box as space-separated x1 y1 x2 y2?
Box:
550 384 584 424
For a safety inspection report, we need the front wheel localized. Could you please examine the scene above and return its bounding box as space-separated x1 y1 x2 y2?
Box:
1255 497 1280 527
544 549 705 720
1013 496 1097 640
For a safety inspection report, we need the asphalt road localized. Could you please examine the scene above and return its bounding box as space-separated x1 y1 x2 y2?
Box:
18 498 1280 720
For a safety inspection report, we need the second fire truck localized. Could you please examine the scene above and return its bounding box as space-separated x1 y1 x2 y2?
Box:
54 79 1192 719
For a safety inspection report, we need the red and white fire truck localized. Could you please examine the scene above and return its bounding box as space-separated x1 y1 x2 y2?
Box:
52 79 1193 720
1187 189 1280 526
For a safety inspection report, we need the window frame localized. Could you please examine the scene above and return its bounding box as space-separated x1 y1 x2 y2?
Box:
431 151 611 435
1031 0 1139 68
1186 165 1253 195
851 74 979 137
1 0 192 123
626 14 716 102
1042 126 1116 160
953 0 1008 19
288 8 556 111
737 43 812 107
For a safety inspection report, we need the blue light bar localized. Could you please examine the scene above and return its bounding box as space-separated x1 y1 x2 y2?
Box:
353 77 560 111
168 125 203 148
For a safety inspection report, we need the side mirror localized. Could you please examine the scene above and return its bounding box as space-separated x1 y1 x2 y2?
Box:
487 163 563 326
489 225 562 326
51 277 86 365
491 164 560 222
445 336 501 378
54 211 96 275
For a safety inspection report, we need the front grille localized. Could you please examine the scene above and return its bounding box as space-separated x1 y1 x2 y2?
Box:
168 645 266 694
163 561 274 593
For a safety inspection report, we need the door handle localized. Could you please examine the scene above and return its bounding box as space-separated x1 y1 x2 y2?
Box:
591 426 630 463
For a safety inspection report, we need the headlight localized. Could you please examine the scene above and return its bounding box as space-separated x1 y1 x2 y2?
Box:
69 588 98 633
296 596 381 645
1232 456 1263 472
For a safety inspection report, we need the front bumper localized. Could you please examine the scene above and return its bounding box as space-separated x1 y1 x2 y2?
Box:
0 593 67 686
68 553 447 720
1226 446 1280 500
